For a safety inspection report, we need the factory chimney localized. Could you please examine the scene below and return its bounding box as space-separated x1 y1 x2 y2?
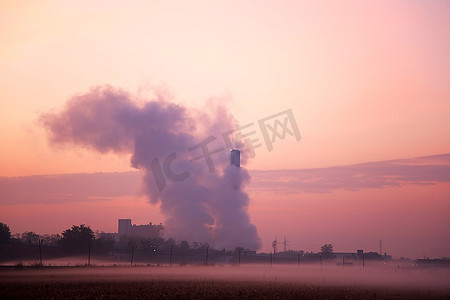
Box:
230 149 240 167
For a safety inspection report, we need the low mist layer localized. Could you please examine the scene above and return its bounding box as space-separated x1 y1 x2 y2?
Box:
1 264 449 292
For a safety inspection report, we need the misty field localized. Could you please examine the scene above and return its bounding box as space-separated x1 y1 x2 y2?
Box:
1 265 449 299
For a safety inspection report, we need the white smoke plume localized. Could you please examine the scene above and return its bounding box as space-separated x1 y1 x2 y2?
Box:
40 85 261 250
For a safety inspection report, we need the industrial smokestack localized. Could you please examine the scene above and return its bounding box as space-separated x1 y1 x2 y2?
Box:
40 85 262 250
230 149 240 167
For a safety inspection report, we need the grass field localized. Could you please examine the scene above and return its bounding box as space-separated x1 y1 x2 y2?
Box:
1 265 449 299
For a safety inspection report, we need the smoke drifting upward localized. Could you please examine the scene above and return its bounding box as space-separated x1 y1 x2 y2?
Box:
40 85 261 250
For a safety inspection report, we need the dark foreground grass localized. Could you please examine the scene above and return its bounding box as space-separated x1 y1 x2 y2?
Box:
1 266 449 299
1 280 448 300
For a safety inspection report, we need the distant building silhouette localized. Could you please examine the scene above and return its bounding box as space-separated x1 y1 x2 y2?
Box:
333 249 391 263
118 219 132 236
118 219 163 239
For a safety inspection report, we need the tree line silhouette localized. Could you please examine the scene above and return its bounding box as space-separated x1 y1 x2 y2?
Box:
2 221 387 267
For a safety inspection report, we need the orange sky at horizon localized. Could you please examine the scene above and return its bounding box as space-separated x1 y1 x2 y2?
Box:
2 181 449 259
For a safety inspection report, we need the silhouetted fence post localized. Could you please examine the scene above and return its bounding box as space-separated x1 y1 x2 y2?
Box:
88 239 91 266
169 245 173 267
38 238 43 267
130 244 134 266
362 253 365 269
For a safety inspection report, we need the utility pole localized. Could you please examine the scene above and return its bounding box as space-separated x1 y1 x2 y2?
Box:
169 245 173 267
283 237 289 252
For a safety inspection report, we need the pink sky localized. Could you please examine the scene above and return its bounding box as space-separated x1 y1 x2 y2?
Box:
1 155 449 258
0 1 449 258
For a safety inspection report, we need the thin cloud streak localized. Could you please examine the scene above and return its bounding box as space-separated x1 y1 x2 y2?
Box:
250 154 450 194
0 154 448 205
0 172 141 205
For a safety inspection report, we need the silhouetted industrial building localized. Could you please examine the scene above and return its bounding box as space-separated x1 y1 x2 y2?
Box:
118 219 163 239
118 219 132 236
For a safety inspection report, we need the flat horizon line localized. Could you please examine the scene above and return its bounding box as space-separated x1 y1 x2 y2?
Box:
1 152 449 179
